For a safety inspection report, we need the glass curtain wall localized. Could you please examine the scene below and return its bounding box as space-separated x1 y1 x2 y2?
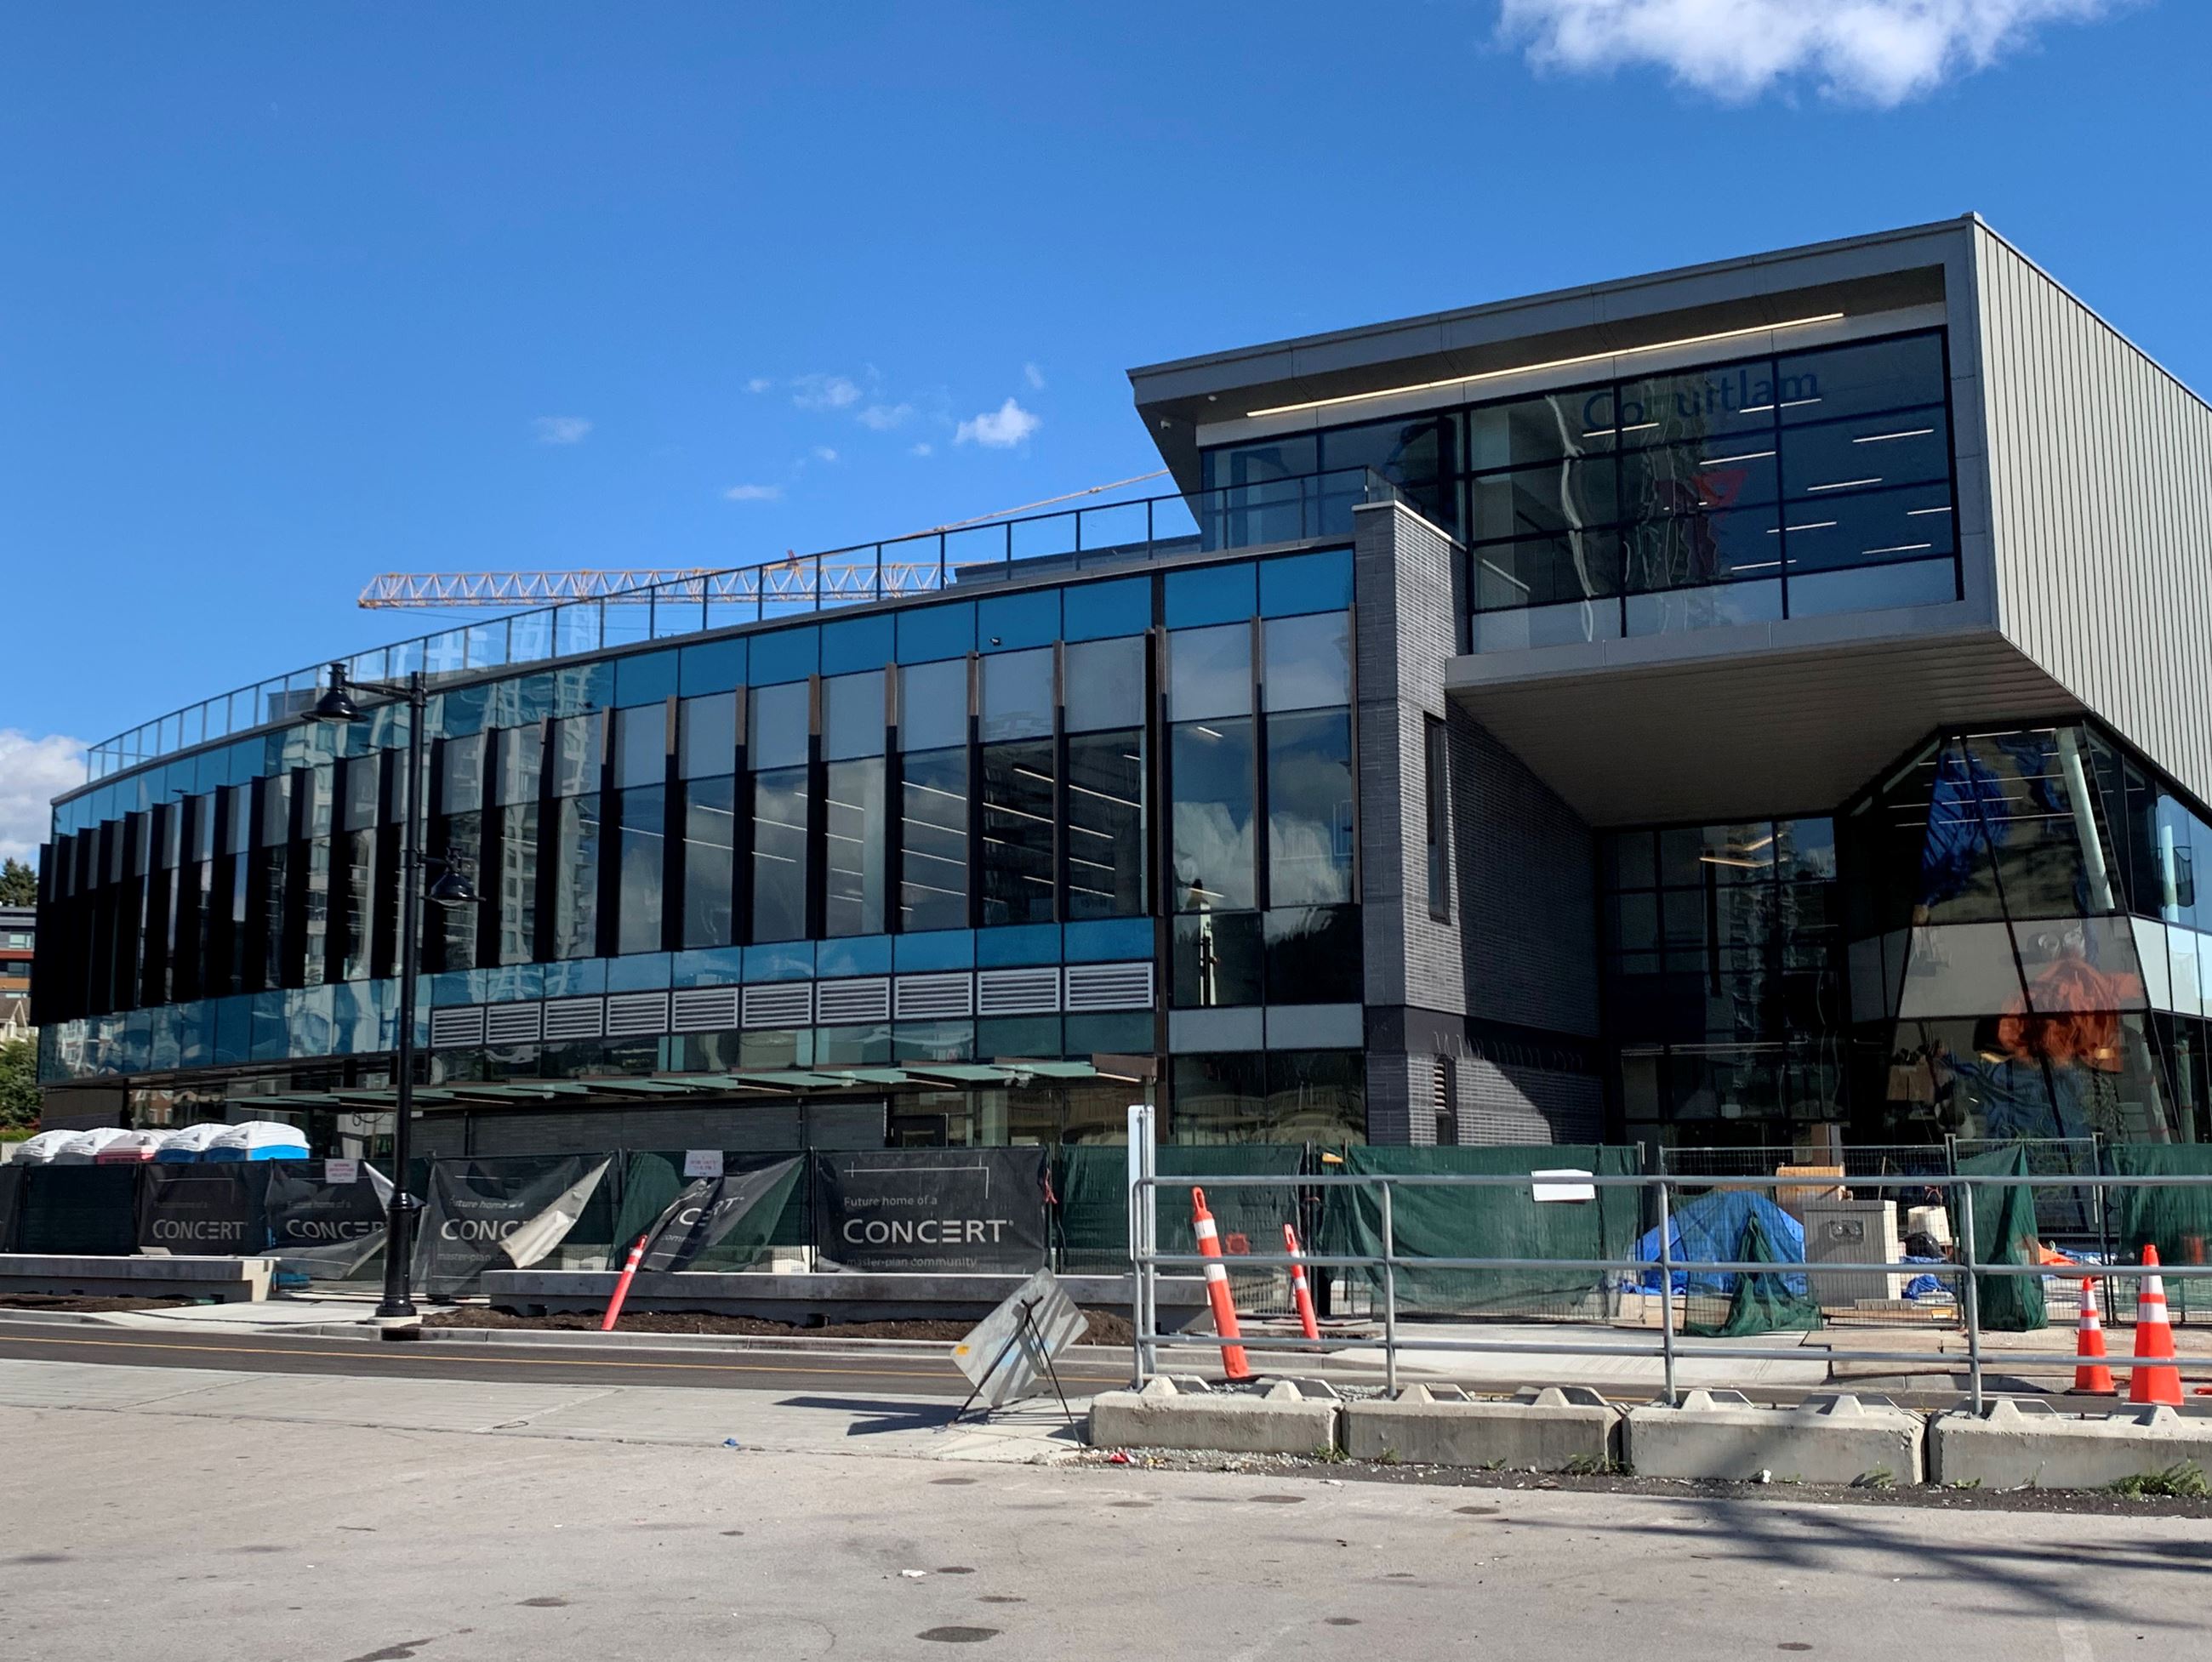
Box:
822 670 887 936
1063 636 1146 919
898 657 968 932
677 690 738 948
550 712 602 959
1603 818 1844 1147
613 703 668 956
749 679 811 942
979 649 1055 927
493 724 542 965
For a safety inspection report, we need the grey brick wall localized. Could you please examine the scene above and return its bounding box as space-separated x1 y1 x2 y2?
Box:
1354 500 1605 1148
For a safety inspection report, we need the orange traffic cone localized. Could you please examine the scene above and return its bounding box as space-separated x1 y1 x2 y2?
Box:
1191 1188 1253 1382
2128 1245 2184 1408
2072 1277 2115 1395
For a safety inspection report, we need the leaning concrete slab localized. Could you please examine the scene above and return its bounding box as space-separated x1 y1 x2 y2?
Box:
1625 1390 1924 1485
1087 1376 1340 1456
1929 1398 2212 1490
1343 1385 1621 1471
0 1254 274 1303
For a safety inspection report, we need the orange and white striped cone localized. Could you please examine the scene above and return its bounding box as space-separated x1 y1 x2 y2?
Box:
2128 1244 2184 1408
601 1234 649 1333
1191 1187 1252 1382
1284 1223 1321 1343
2072 1277 2115 1395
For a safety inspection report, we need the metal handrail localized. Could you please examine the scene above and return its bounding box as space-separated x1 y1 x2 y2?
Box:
1127 1167 2212 1411
72 466 1394 791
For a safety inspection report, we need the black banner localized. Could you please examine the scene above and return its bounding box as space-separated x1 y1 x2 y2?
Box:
0 1164 20 1254
136 1164 265 1256
638 1157 803 1273
815 1149 1049 1273
413 1156 611 1295
262 1163 391 1278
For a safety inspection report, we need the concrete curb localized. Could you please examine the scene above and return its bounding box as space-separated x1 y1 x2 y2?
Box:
1342 1385 1622 1471
1930 1399 2212 1490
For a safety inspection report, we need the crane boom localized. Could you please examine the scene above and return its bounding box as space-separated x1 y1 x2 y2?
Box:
358 560 947 610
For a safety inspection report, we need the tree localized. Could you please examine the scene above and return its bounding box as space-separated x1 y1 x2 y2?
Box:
0 858 34 907
0 1038 37 1133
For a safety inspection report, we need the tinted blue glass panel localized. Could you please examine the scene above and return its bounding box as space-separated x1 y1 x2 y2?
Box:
978 589 1060 652
429 970 478 1006
1061 576 1152 642
976 923 1062 967
821 613 895 674
1261 549 1353 617
1063 916 1154 962
1166 561 1257 627
815 935 893 976
672 945 746 987
541 959 608 997
750 627 818 686
680 637 746 697
554 660 613 715
615 650 679 708
895 929 975 971
898 602 975 663
481 964 545 1003
607 953 671 991
744 941 814 981
436 682 490 739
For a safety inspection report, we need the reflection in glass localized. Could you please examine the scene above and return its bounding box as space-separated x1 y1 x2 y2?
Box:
1266 710 1353 907
1066 729 1145 919
616 786 664 955
1172 718 1256 913
899 746 968 932
681 776 734 948
824 757 887 936
750 767 808 942
980 740 1054 926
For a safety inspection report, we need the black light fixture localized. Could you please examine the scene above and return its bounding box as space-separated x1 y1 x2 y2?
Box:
428 868 480 907
311 663 362 723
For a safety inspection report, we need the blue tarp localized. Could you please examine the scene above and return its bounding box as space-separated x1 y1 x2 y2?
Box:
1630 1190 1809 1296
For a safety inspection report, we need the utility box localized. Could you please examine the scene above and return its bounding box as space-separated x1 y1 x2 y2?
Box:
1801 1199 1903 1306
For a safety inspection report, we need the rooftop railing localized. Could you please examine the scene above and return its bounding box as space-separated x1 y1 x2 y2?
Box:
75 468 1394 788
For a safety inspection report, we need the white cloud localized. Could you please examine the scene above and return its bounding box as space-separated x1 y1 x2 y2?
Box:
857 402 914 430
1023 362 1046 390
0 730 87 862
745 377 773 395
791 373 864 412
1498 0 2116 105
811 446 840 464
955 397 1042 449
724 483 784 502
531 415 592 445
910 442 934 458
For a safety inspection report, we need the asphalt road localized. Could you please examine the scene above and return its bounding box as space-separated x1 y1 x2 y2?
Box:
0 1317 1137 1398
7 1404 2209 1662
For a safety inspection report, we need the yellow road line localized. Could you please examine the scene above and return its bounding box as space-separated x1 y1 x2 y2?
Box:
0 1328 1128 1386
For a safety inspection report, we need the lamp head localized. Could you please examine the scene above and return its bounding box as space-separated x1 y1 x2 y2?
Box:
310 663 362 723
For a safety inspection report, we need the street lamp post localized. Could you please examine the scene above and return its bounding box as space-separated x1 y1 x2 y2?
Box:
307 662 478 1320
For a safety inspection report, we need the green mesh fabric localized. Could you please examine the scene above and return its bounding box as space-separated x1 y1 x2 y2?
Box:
2105 1143 2212 1319
1054 1144 1308 1275
1688 1208 1821 1338
1320 1145 1644 1316
1958 1143 2046 1331
607 1151 809 1271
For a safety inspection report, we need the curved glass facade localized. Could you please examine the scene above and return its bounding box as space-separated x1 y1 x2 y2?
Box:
35 549 1367 1149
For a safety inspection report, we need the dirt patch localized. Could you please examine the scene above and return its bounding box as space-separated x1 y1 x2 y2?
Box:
1075 1448 2212 1518
422 1305 1135 1346
0 1294 197 1313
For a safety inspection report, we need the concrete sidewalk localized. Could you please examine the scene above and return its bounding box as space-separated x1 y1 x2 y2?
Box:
0 1357 1084 1464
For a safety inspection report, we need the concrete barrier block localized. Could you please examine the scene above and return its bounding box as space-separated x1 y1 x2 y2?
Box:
1930 1399 2212 1490
1086 1376 1341 1457
0 1254 275 1303
1626 1390 1924 1486
1342 1385 1621 1471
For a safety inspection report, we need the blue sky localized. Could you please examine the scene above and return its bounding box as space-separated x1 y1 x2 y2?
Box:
3 0 2206 855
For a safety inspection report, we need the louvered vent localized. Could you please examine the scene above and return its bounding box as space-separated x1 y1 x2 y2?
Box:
542 998 606 1042
670 986 741 1033
814 977 892 1026
429 1006 486 1050
893 971 973 1021
1063 961 1154 1012
742 982 813 1030
977 966 1061 1016
484 1003 544 1045
606 991 670 1039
